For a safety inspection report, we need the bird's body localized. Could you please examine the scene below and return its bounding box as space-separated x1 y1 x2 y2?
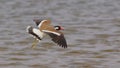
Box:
26 19 67 48
27 26 45 40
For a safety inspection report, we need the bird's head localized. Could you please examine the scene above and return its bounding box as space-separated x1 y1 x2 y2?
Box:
54 26 64 30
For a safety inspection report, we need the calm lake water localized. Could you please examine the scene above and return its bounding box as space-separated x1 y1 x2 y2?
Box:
0 0 120 68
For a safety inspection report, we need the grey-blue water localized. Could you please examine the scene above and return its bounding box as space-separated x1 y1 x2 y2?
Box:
0 0 120 68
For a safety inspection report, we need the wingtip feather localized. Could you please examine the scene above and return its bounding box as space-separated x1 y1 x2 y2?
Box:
26 26 32 33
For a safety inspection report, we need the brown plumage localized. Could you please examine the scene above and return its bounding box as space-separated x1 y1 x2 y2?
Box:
34 19 67 48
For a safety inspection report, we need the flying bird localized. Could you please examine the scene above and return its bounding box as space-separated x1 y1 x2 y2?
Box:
26 19 67 48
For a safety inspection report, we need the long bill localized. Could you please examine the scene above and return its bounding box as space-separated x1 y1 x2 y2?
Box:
31 38 39 49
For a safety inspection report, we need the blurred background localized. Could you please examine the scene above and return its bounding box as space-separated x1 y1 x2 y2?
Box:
0 0 120 68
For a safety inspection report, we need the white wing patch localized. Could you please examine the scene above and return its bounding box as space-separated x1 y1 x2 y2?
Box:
33 28 44 39
38 20 47 28
42 30 61 36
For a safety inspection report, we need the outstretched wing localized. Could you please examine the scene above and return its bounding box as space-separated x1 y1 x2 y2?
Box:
34 19 51 30
43 30 67 48
26 26 42 40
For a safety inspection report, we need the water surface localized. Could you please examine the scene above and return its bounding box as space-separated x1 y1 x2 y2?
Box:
0 0 120 68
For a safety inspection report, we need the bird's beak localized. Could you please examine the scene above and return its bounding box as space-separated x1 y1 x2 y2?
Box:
61 27 64 30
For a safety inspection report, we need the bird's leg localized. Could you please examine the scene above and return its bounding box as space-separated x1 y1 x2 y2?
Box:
31 38 39 49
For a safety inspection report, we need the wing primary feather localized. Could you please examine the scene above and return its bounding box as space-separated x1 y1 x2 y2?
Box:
48 33 67 48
